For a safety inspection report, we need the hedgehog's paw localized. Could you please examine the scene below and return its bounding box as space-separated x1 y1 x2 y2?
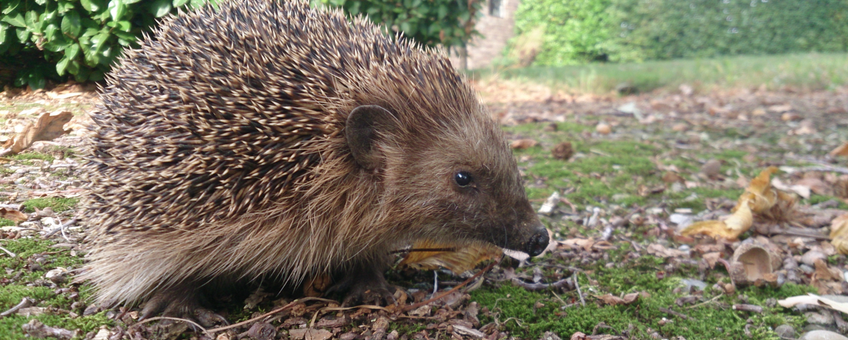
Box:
329 267 397 306
139 286 228 328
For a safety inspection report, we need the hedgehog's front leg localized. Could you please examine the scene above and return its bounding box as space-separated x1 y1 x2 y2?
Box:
328 260 398 306
139 283 228 327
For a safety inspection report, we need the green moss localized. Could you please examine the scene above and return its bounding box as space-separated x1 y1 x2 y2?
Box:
10 152 55 163
472 252 806 339
22 197 80 213
806 195 848 209
0 218 14 227
0 238 108 340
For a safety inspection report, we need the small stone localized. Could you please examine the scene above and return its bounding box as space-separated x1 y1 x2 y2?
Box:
800 330 848 340
596 122 611 135
805 312 835 326
775 324 795 339
539 331 562 340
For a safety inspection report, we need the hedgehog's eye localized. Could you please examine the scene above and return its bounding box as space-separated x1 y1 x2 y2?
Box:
454 171 473 187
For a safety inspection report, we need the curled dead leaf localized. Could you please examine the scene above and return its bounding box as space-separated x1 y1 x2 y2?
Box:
681 200 753 240
1 109 73 156
510 139 538 149
0 208 27 223
829 142 848 158
829 213 848 255
399 240 502 274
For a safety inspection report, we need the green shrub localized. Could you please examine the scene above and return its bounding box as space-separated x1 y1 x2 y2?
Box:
513 0 848 66
1 0 479 89
0 0 214 89
513 0 615 65
319 0 482 50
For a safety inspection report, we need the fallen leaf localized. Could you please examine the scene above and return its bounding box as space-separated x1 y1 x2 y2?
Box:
400 240 502 274
830 213 848 255
647 243 689 258
830 142 848 158
779 294 848 314
594 293 642 306
288 328 332 340
0 208 27 222
768 104 792 113
680 200 753 240
510 139 538 149
1 109 73 155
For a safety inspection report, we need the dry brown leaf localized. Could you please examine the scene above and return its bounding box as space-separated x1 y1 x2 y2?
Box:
594 293 642 306
779 294 848 314
768 104 792 113
702 252 721 269
510 139 538 149
646 243 689 258
681 200 753 240
560 238 595 251
288 328 332 340
1 109 73 155
399 240 502 274
829 142 848 158
829 213 848 255
0 208 27 223
795 177 833 196
814 258 843 282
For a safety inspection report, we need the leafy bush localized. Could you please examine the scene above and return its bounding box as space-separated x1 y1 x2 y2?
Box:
513 0 615 65
0 0 211 89
513 0 848 66
319 0 482 50
1 0 479 89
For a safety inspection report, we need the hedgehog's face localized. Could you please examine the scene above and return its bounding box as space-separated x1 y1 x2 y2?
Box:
345 105 549 257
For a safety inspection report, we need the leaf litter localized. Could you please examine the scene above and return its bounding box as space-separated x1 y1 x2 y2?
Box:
1 81 848 339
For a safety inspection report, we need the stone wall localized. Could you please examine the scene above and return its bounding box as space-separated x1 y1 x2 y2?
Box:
450 0 520 70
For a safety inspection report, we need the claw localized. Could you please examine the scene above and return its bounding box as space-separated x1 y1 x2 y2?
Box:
138 285 227 328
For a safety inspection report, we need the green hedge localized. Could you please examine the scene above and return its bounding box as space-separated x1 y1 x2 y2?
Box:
514 0 848 66
0 0 479 89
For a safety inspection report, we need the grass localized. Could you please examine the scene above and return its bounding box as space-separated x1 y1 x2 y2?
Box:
471 52 848 94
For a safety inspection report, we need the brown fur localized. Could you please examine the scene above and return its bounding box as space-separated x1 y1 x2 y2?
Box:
81 0 546 313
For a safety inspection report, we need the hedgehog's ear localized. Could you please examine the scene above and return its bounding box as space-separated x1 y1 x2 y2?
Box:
346 105 398 171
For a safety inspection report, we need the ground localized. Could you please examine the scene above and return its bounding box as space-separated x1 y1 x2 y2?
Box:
1 54 848 340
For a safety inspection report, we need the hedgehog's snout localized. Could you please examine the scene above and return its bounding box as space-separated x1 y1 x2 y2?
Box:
524 224 549 257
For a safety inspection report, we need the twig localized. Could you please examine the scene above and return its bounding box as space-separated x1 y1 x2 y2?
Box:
0 297 33 317
402 261 496 312
732 304 763 313
0 246 16 257
575 275 585 307
687 294 723 309
208 297 335 333
659 307 694 321
510 277 574 291
136 316 210 337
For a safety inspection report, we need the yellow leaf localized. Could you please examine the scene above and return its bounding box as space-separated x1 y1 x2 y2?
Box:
681 200 753 240
399 240 502 274
829 213 848 255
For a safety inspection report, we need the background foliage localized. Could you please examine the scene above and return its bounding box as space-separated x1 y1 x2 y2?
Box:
514 0 848 66
0 0 479 89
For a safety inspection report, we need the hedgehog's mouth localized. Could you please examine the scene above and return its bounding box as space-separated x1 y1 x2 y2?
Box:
489 221 549 258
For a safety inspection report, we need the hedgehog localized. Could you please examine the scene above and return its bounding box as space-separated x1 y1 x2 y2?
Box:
81 0 549 322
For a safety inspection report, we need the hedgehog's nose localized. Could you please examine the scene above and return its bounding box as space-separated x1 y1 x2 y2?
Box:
525 226 549 257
